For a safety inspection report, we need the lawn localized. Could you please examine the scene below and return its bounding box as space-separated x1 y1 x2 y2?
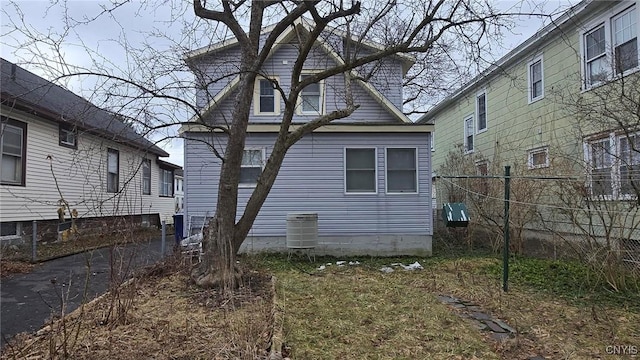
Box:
1 251 638 359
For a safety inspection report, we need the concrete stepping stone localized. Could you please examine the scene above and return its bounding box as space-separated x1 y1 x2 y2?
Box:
470 311 491 321
484 320 507 333
494 319 516 333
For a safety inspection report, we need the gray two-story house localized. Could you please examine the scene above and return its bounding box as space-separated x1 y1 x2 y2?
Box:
180 22 434 256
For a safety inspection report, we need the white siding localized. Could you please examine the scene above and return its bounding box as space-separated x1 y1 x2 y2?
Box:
0 107 175 224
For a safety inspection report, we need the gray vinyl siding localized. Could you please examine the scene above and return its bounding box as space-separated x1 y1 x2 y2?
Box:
195 39 403 125
193 47 243 109
203 80 398 125
184 132 432 237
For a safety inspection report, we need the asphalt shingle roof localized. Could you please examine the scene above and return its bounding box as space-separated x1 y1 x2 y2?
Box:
0 58 168 157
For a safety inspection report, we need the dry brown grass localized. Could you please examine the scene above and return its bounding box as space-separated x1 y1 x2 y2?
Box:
2 255 637 359
426 258 640 359
273 257 639 360
1 260 274 360
276 266 499 359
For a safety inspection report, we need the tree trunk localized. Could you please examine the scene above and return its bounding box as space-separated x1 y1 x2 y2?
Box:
191 215 243 290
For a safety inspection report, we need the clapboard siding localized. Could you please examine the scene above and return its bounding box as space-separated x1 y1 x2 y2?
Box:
0 108 175 224
184 132 432 237
194 47 243 109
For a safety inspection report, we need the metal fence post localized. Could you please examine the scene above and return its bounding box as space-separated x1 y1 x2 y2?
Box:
31 220 37 262
503 166 511 292
161 220 166 256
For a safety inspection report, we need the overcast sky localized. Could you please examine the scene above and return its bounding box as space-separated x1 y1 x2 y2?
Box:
1 1 578 167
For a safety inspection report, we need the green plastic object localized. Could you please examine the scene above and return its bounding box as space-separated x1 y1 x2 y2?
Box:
442 203 470 227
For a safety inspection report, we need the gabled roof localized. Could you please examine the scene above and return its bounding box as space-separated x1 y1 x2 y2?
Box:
0 58 169 157
185 19 412 124
417 0 597 123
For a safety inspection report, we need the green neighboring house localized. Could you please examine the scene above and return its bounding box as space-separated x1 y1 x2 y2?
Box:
419 0 640 259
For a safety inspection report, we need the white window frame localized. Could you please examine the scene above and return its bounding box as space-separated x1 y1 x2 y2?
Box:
464 115 474 153
385 147 419 194
475 90 487 133
253 76 280 115
527 55 545 103
1 118 26 186
297 72 325 116
107 148 119 193
431 131 435 152
475 160 489 195
59 124 77 148
344 147 378 194
159 167 174 197
142 158 151 195
584 131 640 199
239 147 265 188
0 222 21 240
581 4 639 90
528 146 550 169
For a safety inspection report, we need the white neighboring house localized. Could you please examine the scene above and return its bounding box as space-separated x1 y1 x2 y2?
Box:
0 58 179 243
174 168 184 213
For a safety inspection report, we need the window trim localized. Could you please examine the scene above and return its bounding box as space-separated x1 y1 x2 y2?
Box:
158 166 174 197
239 147 265 188
527 55 545 103
431 131 435 152
142 158 151 195
253 76 281 115
106 148 119 193
296 72 325 116
58 124 77 149
580 4 639 90
1 117 27 186
385 147 419 195
528 146 550 169
475 160 489 195
0 222 21 240
476 90 487 133
584 131 640 200
464 114 474 154
344 147 378 195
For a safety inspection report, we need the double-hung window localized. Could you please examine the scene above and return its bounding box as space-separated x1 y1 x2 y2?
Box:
345 148 376 193
107 148 119 193
464 115 474 153
528 56 544 103
142 159 151 195
589 137 613 197
585 132 640 198
240 149 263 186
159 167 173 197
583 5 638 88
476 91 487 132
254 77 280 115
620 133 640 196
476 161 489 195
585 25 609 86
613 7 638 74
1 117 26 186
386 148 417 193
298 73 324 115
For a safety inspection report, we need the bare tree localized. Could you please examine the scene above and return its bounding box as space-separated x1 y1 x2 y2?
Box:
2 0 531 290
544 66 640 288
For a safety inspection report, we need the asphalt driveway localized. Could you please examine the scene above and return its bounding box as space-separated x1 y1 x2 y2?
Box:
0 238 172 348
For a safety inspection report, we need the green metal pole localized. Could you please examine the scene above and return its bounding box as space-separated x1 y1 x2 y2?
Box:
503 166 511 292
